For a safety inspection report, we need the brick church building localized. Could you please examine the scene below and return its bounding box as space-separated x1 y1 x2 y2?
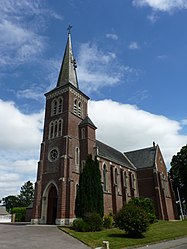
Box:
32 30 177 225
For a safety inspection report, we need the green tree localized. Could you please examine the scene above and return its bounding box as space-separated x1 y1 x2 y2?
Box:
4 195 20 212
115 203 149 237
128 197 156 223
18 181 34 207
170 145 187 207
75 155 104 218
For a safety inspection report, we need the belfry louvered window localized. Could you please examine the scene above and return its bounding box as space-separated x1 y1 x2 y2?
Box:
74 99 82 117
51 97 63 116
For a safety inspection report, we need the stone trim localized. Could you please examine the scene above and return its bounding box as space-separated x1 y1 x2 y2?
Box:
55 218 75 225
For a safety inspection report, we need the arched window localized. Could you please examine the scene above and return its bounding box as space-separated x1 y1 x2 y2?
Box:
81 128 85 139
78 101 82 117
58 119 63 136
49 121 54 139
115 168 118 185
124 171 127 188
74 99 77 114
58 97 63 113
80 160 85 173
131 174 136 190
52 99 57 115
54 120 58 137
75 147 80 166
103 164 107 192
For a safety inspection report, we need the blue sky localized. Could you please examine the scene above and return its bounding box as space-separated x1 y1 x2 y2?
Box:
0 0 187 199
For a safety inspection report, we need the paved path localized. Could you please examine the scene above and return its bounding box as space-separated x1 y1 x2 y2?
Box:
135 237 187 249
0 223 90 249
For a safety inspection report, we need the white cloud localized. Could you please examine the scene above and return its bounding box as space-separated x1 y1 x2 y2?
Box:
17 85 44 101
106 33 119 40
147 12 159 22
89 99 187 167
0 99 43 151
0 0 62 66
0 99 43 199
0 159 37 198
133 0 187 12
157 54 168 59
129 41 140 50
77 42 137 93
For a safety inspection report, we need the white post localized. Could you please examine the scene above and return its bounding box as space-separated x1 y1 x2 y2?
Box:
177 187 184 220
103 241 110 249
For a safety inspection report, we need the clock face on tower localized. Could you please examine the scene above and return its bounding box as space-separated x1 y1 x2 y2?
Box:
48 148 59 162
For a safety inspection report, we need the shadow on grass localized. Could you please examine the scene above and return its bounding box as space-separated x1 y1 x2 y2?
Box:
108 233 145 239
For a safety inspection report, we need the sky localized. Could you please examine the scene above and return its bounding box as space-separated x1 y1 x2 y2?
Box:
0 0 187 200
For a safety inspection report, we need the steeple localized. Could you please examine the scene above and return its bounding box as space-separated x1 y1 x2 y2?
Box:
56 26 79 89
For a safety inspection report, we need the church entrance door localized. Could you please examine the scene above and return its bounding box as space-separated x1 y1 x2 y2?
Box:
47 185 57 224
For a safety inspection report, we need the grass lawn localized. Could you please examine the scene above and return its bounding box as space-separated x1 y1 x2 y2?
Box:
59 220 187 249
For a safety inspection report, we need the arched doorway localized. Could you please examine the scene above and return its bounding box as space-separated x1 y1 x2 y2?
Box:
47 185 58 224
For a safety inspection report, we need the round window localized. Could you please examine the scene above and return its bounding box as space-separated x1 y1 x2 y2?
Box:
48 148 59 162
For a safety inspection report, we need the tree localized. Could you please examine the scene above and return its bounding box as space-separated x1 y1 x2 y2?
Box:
18 181 34 207
128 197 156 223
3 181 34 212
75 155 104 218
170 145 187 209
115 203 149 237
4 195 20 212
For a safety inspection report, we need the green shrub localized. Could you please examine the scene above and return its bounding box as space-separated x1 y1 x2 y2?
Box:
12 207 26 222
103 214 113 229
72 218 90 232
83 213 103 231
128 197 156 223
115 204 149 237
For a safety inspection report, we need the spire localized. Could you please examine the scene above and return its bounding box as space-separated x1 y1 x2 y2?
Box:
56 26 79 88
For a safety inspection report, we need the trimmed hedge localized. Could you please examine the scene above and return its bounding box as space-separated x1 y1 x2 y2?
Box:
12 207 26 222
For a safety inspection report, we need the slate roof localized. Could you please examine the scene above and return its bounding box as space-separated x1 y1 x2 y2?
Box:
79 116 97 129
96 140 136 170
0 206 9 215
56 32 79 89
125 146 157 170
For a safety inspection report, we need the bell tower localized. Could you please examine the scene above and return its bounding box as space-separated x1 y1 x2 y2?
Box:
32 27 96 225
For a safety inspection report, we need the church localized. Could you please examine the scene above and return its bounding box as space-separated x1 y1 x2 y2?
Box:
32 29 177 225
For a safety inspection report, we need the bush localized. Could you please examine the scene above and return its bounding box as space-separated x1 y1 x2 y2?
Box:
128 197 157 223
103 214 113 229
73 213 103 232
83 213 103 231
72 218 90 232
115 204 149 237
12 207 26 222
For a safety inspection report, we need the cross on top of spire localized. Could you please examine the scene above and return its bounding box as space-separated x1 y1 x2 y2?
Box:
67 25 72 34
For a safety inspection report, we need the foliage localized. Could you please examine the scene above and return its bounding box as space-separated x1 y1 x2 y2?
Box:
170 145 187 208
4 181 34 212
12 207 26 222
4 195 20 212
115 203 149 237
75 155 104 218
103 213 114 229
128 197 156 223
84 213 103 231
72 218 90 232
61 220 187 249
18 181 34 207
73 213 103 232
